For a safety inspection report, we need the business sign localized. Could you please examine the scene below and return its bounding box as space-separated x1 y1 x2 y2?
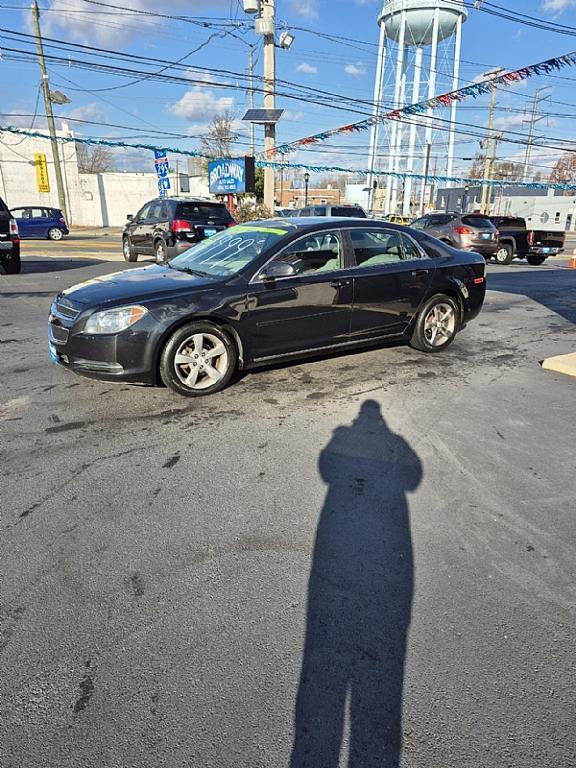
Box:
34 153 50 193
153 149 171 197
208 157 255 195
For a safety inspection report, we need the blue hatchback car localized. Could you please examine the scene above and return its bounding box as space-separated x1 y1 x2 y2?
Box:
10 206 69 240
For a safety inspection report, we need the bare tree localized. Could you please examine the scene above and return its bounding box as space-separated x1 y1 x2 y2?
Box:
549 152 576 184
200 112 238 161
76 143 116 174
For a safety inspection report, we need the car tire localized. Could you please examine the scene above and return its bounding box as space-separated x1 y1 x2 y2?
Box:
47 227 64 241
410 294 459 353
526 254 546 266
0 252 21 274
495 243 513 265
123 236 138 262
155 239 168 264
160 322 237 397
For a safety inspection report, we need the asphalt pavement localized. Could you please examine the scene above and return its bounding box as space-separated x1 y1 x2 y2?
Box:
1 252 575 768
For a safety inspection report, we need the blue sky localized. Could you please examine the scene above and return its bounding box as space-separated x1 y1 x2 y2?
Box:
1 0 576 179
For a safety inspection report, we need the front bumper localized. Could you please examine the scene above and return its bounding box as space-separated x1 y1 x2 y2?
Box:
48 302 160 384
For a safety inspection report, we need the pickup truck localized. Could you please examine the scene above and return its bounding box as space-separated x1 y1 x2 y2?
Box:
489 216 565 265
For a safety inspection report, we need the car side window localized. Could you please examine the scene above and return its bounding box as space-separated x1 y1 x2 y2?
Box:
400 234 423 261
148 202 164 220
410 217 427 230
272 230 343 276
313 206 326 216
350 228 404 268
135 203 152 221
11 208 23 218
31 208 45 218
299 208 311 216
21 208 33 219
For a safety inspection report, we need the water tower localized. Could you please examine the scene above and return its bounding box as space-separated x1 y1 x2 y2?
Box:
366 0 467 214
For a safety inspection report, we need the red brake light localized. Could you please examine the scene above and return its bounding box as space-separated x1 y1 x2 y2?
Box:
527 230 535 245
172 219 192 233
473 277 485 284
59 217 66 225
227 221 237 228
454 226 473 235
9 218 18 236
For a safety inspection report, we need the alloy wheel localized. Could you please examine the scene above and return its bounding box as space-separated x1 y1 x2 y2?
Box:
424 303 456 348
173 332 229 391
49 228 63 241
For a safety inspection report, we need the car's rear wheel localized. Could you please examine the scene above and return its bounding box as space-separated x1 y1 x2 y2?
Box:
155 239 168 264
123 236 138 262
47 227 64 241
410 294 459 353
160 322 237 397
526 254 546 266
495 243 513 265
0 252 21 274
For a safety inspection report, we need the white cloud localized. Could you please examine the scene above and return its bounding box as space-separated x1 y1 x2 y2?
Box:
289 0 319 20
542 0 576 11
43 0 231 45
494 113 529 130
344 62 367 78
283 110 305 121
296 62 318 75
168 87 235 122
66 103 106 124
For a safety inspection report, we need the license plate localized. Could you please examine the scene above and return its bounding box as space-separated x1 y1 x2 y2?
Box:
48 342 58 364
0 241 12 250
542 247 553 254
204 228 217 237
481 233 492 240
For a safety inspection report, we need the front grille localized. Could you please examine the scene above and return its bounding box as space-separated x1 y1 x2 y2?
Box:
49 324 69 344
55 301 80 321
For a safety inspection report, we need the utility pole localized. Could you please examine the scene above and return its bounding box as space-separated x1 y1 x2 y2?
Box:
262 0 276 212
248 45 255 156
480 85 497 214
32 1 68 223
522 87 549 183
486 132 502 215
419 142 431 216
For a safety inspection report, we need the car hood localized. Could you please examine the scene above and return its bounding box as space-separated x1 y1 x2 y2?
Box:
59 264 217 306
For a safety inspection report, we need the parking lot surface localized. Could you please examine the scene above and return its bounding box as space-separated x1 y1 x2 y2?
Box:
1 255 575 768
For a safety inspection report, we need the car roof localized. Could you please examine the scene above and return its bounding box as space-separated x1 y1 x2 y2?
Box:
255 216 413 235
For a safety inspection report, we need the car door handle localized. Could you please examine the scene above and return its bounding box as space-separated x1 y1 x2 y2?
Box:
411 269 429 277
330 279 351 288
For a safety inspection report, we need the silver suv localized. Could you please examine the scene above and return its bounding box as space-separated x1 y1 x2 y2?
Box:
410 212 499 258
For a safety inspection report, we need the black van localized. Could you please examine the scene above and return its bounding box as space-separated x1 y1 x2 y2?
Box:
0 196 21 274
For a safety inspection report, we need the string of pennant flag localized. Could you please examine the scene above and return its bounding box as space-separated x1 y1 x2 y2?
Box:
2 124 576 191
268 51 576 157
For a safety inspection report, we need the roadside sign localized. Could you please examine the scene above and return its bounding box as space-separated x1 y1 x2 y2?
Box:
208 157 255 195
34 153 50 193
153 149 171 197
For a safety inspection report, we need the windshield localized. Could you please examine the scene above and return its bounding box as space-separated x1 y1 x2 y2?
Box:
169 224 291 277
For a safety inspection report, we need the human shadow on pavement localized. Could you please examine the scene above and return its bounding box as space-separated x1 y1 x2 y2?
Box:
291 400 422 768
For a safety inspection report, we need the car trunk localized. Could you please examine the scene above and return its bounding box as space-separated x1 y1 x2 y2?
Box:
531 230 565 249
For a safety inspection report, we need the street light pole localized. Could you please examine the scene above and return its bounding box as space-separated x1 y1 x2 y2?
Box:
304 172 310 207
248 45 256 156
262 0 276 212
31 0 69 223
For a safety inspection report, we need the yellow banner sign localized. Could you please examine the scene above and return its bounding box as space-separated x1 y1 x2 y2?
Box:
34 153 50 193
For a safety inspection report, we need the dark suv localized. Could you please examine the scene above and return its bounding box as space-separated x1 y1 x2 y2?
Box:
0 196 21 274
297 204 367 217
122 197 236 263
410 212 499 258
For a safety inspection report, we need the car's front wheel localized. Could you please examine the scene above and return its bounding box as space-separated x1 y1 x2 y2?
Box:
123 236 138 262
526 254 546 266
495 243 513 265
160 322 237 397
410 294 459 353
47 227 64 241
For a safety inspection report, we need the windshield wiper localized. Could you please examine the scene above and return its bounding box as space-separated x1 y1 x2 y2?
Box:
169 264 214 278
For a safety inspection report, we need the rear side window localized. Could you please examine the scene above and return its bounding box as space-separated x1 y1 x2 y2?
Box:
331 206 366 217
313 206 326 215
496 217 525 229
176 203 233 223
461 216 494 229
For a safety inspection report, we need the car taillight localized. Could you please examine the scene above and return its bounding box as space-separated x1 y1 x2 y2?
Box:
454 226 473 235
9 218 18 236
172 219 192 233
527 230 535 245
226 221 237 228
59 217 66 225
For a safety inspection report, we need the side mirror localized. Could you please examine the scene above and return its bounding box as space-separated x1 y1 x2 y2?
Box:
126 214 134 222
259 261 296 281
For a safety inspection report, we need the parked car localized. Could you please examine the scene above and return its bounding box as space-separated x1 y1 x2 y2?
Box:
488 215 565 265
0 196 20 274
410 212 499 259
10 206 68 240
297 204 367 218
122 197 236 264
48 217 486 397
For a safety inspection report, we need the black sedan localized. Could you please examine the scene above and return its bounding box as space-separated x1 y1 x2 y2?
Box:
48 218 486 397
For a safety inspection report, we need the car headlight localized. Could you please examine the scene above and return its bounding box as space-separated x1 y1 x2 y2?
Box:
84 305 148 334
